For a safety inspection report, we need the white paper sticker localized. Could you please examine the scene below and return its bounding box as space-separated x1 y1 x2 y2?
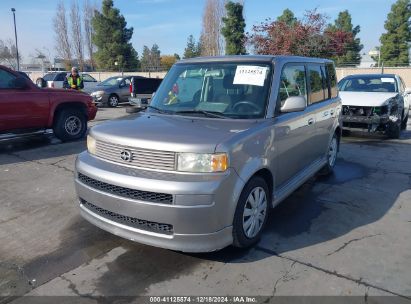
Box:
381 78 395 83
233 65 268 87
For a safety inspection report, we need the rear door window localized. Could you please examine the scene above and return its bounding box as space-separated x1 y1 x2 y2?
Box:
278 64 307 108
308 64 326 104
326 63 338 98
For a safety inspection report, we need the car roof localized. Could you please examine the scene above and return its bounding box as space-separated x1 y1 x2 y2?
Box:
178 55 334 65
342 74 397 79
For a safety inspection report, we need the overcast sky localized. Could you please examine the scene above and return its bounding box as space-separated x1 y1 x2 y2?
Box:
0 0 397 62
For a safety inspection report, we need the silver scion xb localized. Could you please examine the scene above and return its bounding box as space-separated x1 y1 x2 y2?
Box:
75 56 342 252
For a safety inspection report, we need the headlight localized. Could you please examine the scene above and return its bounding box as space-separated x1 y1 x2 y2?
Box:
87 135 96 155
92 91 105 98
177 153 228 173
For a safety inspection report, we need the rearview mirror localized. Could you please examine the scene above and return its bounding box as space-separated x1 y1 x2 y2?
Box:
12 77 29 89
280 96 307 113
36 77 47 88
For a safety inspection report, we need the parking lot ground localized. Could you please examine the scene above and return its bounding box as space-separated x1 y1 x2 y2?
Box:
1 107 411 303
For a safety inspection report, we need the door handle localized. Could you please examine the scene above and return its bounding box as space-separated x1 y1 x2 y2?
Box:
308 118 315 125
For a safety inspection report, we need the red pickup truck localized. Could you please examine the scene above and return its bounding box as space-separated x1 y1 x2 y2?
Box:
0 65 97 142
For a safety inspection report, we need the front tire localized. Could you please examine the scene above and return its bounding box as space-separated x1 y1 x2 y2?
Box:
53 108 87 142
108 94 119 107
387 120 401 139
401 114 408 130
319 132 339 176
232 176 269 248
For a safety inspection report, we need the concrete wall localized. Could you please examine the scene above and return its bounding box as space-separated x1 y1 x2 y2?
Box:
27 68 411 87
336 67 411 87
27 71 168 82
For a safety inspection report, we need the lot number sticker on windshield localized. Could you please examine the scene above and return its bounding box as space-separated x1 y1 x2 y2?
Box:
233 66 268 87
381 78 395 83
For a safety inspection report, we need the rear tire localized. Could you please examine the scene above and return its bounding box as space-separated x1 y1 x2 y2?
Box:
53 108 87 142
108 94 119 107
232 176 269 248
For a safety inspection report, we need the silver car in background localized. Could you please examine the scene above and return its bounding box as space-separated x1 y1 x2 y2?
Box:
42 72 100 93
75 55 342 252
339 74 410 138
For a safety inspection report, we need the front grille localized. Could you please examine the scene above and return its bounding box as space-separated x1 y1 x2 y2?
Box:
81 200 173 235
78 173 173 204
95 140 176 171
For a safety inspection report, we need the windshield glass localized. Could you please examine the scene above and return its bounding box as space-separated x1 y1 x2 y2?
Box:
43 73 58 81
149 62 272 119
338 76 397 93
99 77 122 86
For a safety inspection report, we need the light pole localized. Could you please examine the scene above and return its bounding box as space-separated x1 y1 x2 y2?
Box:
11 8 20 71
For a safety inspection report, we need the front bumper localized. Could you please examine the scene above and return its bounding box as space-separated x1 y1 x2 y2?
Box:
88 104 98 120
74 152 241 252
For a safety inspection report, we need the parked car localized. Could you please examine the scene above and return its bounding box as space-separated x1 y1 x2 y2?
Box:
128 76 163 110
41 72 100 93
90 76 162 108
90 76 135 107
75 55 342 252
339 74 410 138
0 65 97 142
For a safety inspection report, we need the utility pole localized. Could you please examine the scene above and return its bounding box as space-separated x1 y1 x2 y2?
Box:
11 8 20 71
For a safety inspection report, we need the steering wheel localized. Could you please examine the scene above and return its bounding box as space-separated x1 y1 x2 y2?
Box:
232 101 260 112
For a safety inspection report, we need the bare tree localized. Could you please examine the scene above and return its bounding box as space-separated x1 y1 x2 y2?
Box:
70 0 84 70
84 0 96 70
53 1 72 70
201 0 225 56
0 39 22 69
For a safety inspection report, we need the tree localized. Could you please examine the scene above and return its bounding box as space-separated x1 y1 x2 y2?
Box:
277 9 297 26
84 0 97 70
0 39 22 69
53 1 72 70
140 44 162 71
221 1 246 55
70 0 84 70
161 54 180 70
201 0 225 56
92 0 139 71
327 10 363 66
248 10 355 59
380 0 411 66
183 35 202 58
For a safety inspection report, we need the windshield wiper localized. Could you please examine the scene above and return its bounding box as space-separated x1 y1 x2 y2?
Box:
146 105 172 114
174 110 227 119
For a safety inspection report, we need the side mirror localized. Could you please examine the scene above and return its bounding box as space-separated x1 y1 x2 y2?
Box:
12 77 29 89
152 92 156 98
280 96 307 113
404 88 411 95
35 77 47 88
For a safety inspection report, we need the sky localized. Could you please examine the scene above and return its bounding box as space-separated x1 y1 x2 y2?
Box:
0 0 398 63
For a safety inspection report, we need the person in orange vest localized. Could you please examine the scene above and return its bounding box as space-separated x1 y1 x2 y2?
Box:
63 67 84 91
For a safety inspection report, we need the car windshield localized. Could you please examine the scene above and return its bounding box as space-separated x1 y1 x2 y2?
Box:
99 77 122 86
43 73 58 81
149 62 273 119
338 76 398 93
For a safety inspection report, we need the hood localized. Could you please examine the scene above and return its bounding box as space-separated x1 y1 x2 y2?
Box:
339 91 398 107
90 113 257 153
42 87 89 96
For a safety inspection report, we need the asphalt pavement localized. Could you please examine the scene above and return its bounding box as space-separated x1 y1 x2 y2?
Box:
0 107 410 303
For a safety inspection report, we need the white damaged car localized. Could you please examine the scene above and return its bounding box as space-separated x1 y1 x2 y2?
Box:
338 74 410 138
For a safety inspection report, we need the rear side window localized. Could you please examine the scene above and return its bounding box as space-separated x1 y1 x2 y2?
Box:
308 64 326 104
278 64 307 108
326 63 338 98
56 73 67 81
0 69 16 89
137 79 162 94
